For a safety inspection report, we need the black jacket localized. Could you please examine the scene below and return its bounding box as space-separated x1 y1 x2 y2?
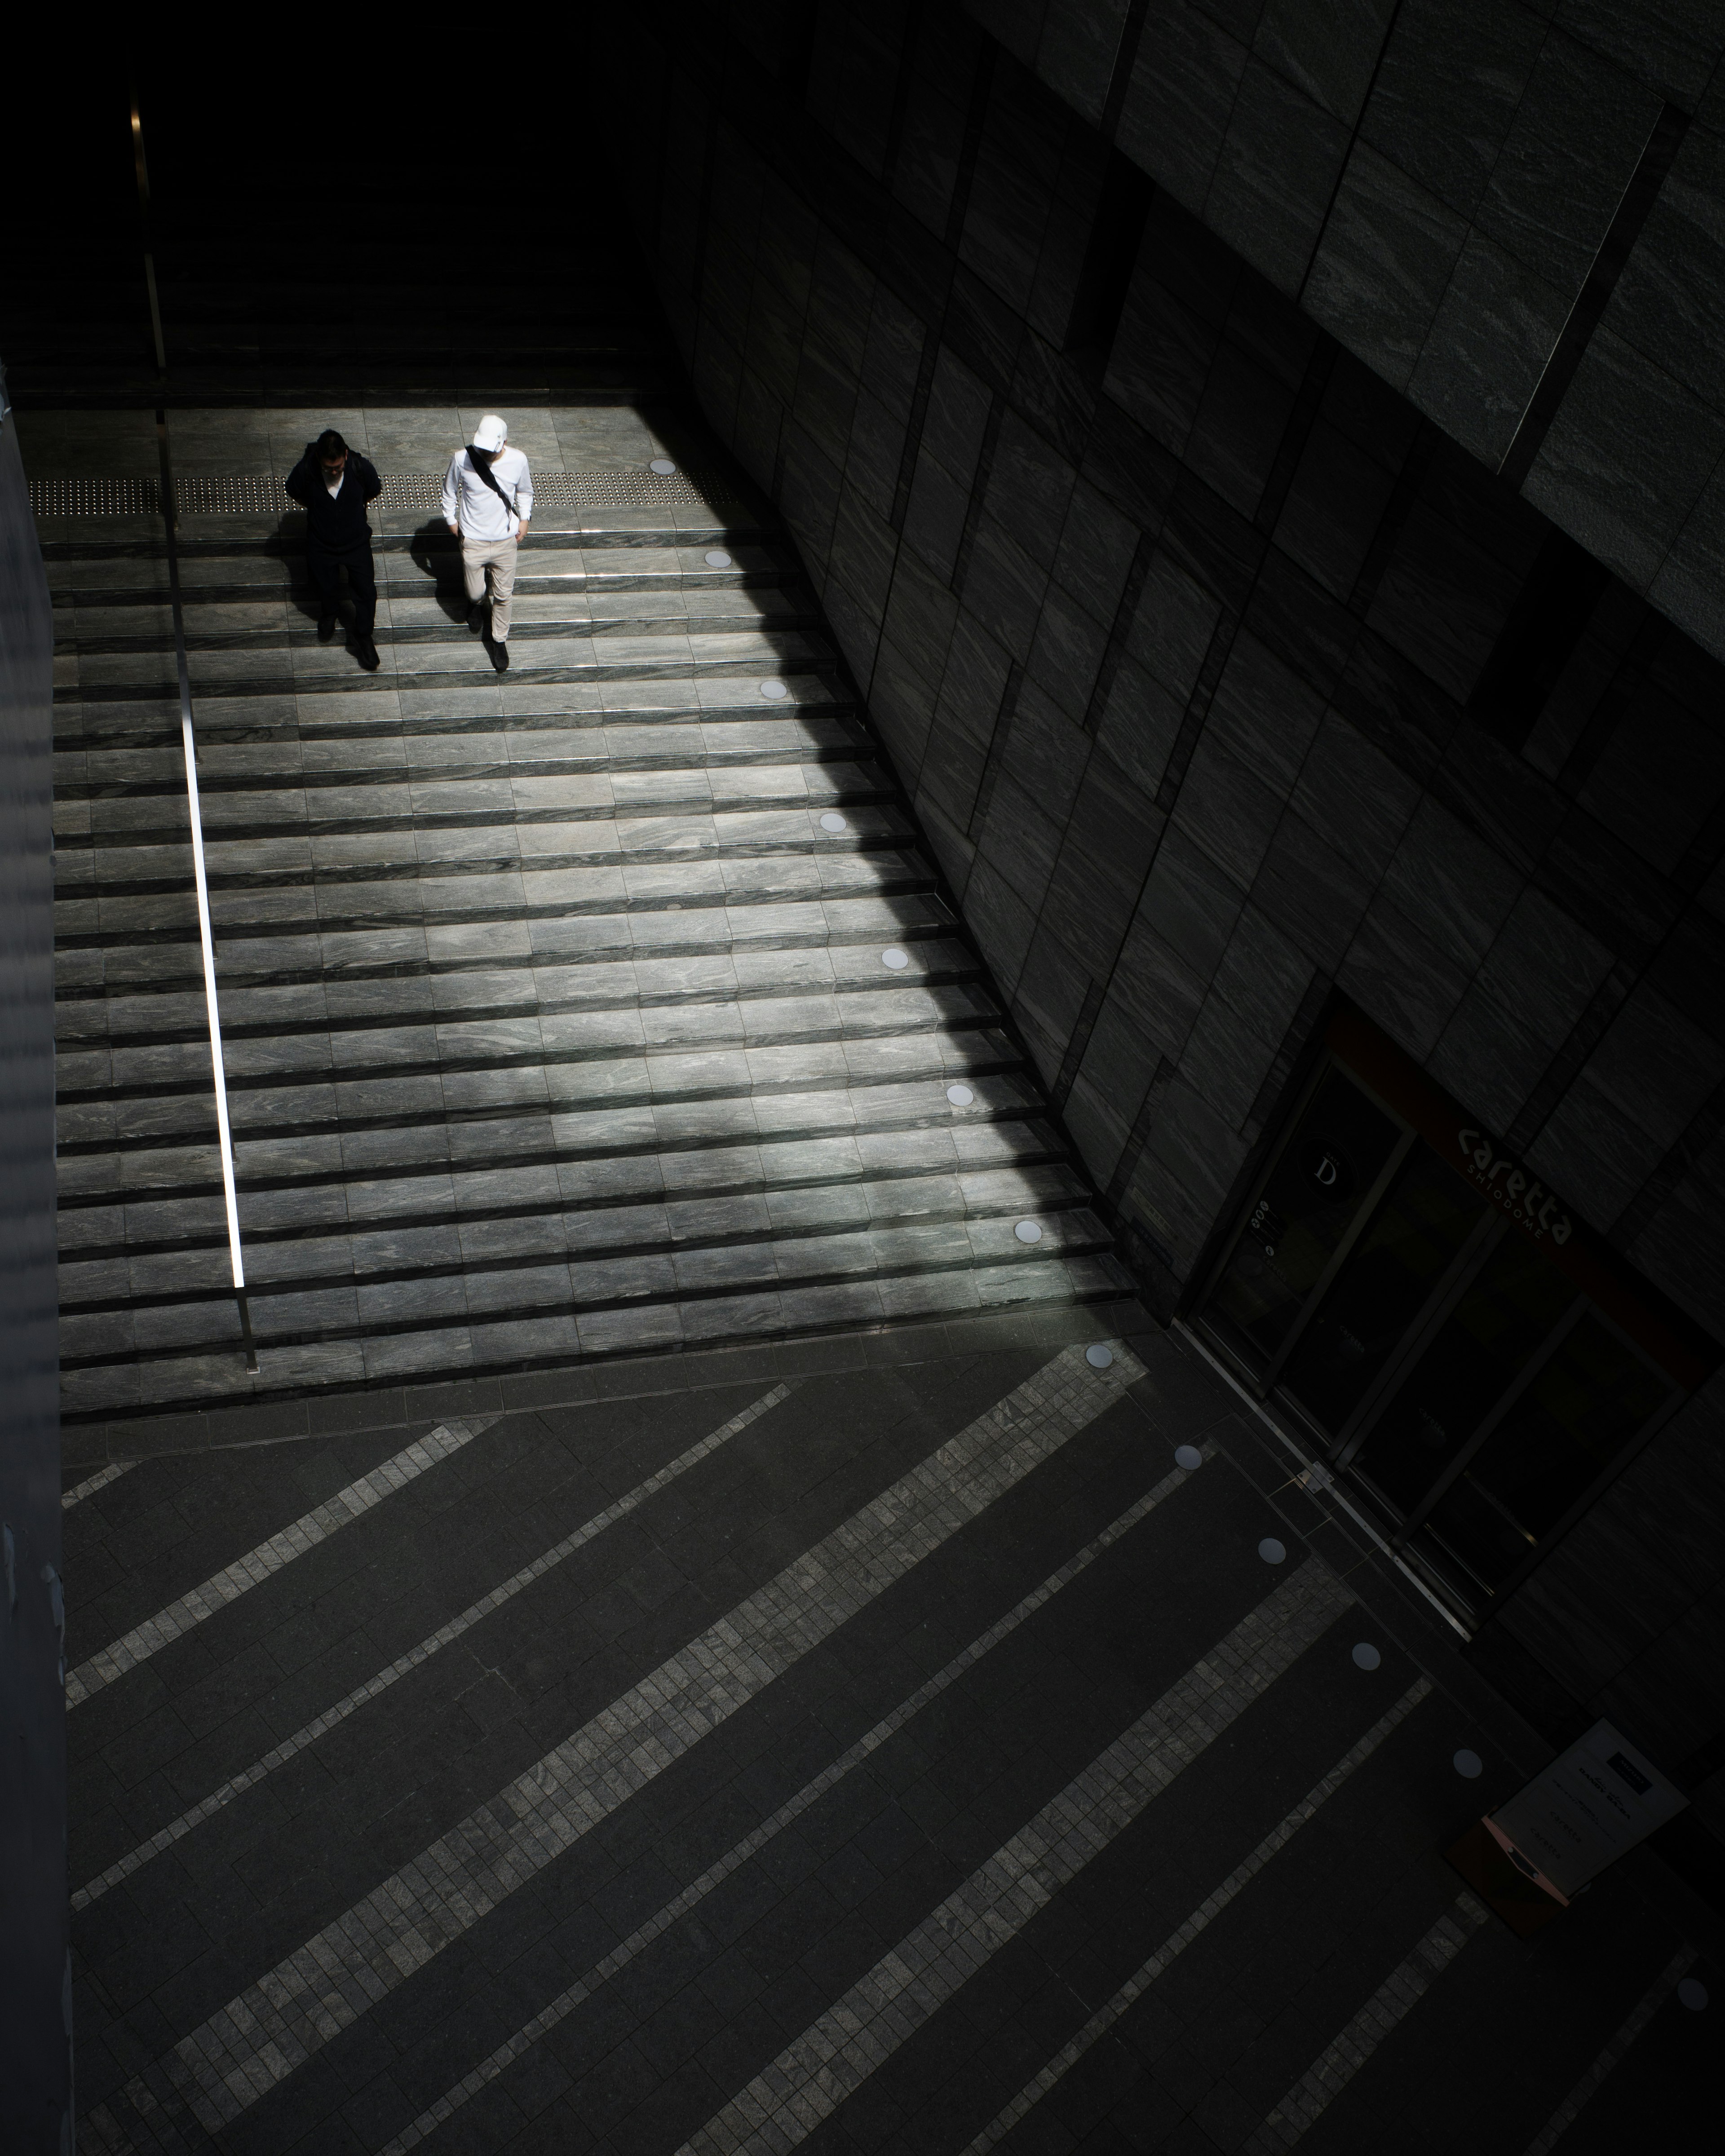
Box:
284 446 382 548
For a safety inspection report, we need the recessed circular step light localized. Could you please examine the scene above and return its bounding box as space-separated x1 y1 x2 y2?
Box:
945 1083 974 1105
1013 1219 1042 1243
881 947 909 969
1084 1343 1113 1369
1257 1537 1287 1564
704 549 732 567
760 678 788 699
1351 1642 1382 1670
819 811 847 832
1175 1444 1203 1470
650 458 677 475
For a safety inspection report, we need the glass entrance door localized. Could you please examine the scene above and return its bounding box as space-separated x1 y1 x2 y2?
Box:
1193 1023 1703 1623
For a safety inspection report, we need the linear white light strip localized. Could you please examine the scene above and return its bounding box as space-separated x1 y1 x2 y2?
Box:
131 88 254 1373
181 715 245 1290
155 417 257 1372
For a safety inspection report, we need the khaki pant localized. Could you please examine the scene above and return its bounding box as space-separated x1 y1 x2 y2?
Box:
462 535 518 641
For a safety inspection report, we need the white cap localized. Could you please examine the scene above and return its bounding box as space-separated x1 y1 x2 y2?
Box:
472 414 508 452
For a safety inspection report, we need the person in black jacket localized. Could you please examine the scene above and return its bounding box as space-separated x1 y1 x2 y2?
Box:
283 429 383 670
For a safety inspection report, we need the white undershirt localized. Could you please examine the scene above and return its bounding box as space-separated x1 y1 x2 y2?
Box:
325 472 345 497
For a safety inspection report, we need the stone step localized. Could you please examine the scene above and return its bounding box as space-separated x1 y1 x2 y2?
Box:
56 814 912 895
58 932 984 1038
40 525 780 568
62 626 838 700
57 1065 1053 1204
62 1134 1085 1274
57 1199 1113 1343
56 1247 1134 1418
55 759 898 860
56 981 1009 1113
63 1020 1026 1151
57 717 869 798
58 839 942 938
48 544 796 603
57 974 996 1087
51 691 861 762
53 892 963 1012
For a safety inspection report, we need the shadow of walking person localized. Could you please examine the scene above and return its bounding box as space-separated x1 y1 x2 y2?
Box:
408 517 467 623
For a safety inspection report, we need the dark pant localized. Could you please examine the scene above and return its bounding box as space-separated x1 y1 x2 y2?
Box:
306 542 377 637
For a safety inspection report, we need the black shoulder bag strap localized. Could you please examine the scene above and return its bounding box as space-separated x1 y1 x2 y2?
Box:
469 448 520 525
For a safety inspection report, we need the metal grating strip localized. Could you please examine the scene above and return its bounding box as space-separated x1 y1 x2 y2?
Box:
30 468 744 516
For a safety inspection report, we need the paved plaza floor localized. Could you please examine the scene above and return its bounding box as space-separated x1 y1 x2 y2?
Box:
63 1300 1711 2154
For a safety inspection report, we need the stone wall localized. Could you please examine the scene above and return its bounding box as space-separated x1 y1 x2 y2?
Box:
963 0 1725 664
610 2 1725 1891
0 389 70 2146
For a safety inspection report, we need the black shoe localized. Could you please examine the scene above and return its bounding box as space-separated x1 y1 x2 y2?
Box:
490 640 509 673
356 636 380 672
317 611 337 643
467 603 485 633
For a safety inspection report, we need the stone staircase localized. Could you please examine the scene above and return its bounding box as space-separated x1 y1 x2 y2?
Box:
49 495 1129 1420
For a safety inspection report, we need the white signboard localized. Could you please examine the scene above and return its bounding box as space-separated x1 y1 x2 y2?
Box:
1493 1720 1687 1898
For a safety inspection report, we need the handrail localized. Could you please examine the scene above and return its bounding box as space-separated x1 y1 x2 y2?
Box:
129 88 258 1374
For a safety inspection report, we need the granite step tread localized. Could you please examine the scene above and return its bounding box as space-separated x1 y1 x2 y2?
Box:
58 1024 1028 1147
57 1061 1047 1173
52 681 858 750
55 751 894 830
55 588 817 653
56 933 984 1036
55 982 1010 1103
54 840 944 942
54 1000 1026 1121
53 890 963 998
56 1252 1135 1418
57 1075 1057 1203
58 1205 1115 1356
61 1150 1092 1281
55 715 873 796
64 626 838 696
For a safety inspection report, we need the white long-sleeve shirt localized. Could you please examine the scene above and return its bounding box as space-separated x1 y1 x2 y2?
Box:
441 445 533 541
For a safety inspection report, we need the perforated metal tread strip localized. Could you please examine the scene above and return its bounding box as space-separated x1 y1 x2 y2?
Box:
31 469 745 516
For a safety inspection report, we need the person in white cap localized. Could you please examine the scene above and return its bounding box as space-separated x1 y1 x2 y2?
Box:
441 415 532 672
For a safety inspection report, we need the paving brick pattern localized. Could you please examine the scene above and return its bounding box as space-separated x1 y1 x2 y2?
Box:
66 1325 1707 2155
65 1416 498 1705
959 1675 1434 2153
677 1560 1352 2156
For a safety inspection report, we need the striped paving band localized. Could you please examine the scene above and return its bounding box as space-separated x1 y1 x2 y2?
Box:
380 1438 1219 2152
119 1339 1147 2140
65 1414 501 1707
73 1385 793 1910
63 1461 136 1510
675 1556 1354 2156
962 1675 1436 2153
1243 1893 1493 2151
1521 1946 1698 2154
